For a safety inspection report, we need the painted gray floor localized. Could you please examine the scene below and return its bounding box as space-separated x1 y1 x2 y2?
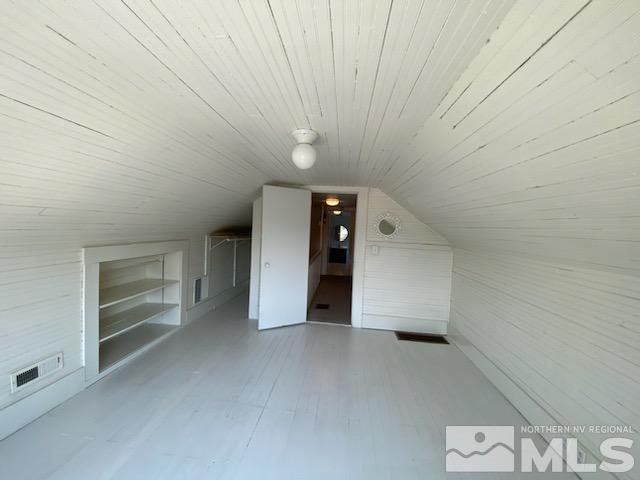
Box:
0 295 576 479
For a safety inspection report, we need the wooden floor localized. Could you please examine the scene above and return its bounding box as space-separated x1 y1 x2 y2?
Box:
307 275 352 325
0 295 576 480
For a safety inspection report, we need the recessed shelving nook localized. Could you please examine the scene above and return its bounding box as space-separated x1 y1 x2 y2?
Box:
83 240 188 383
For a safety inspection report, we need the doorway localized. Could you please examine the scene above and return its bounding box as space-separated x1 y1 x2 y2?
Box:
307 193 356 326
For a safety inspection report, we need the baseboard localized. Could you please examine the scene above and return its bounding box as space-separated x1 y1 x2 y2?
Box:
186 293 216 324
186 280 249 324
362 314 448 335
0 368 84 441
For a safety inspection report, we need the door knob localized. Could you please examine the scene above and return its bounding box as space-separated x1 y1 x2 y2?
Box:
264 262 270 268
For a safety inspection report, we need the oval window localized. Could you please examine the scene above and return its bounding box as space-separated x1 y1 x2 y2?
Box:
335 225 349 242
378 218 396 236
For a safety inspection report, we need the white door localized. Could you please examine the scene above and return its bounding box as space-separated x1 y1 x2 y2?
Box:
259 185 311 329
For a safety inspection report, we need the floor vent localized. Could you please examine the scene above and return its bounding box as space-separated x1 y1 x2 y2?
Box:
11 353 64 393
395 332 449 344
315 303 330 310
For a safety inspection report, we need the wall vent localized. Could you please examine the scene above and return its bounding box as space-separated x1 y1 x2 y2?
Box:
10 353 63 393
194 278 202 304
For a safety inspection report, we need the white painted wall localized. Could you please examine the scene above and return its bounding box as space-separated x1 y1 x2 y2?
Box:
362 189 452 334
210 241 235 298
449 250 640 476
378 2 640 475
1 232 200 406
0 231 249 439
366 189 449 246
206 238 251 312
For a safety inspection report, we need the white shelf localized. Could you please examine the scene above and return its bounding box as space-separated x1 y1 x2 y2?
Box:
99 279 178 308
99 302 178 343
84 240 187 382
99 323 177 372
100 258 163 275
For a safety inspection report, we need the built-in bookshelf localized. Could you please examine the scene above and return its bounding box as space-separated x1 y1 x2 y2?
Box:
83 241 187 383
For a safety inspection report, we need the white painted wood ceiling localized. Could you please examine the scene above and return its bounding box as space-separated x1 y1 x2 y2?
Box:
383 0 640 274
1 0 512 231
2 0 639 274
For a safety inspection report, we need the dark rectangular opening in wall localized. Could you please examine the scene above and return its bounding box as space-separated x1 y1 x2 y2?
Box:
194 278 202 304
395 332 449 344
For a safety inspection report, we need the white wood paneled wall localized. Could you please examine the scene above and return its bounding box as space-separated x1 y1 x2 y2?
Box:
0 232 201 410
0 231 225 408
376 1 640 474
366 189 449 246
450 250 640 478
362 189 452 333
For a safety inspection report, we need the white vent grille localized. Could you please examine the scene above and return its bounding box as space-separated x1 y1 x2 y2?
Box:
10 353 64 393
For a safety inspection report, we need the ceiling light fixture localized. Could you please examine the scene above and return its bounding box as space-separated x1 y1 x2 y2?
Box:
332 210 342 215
325 197 339 207
291 129 319 170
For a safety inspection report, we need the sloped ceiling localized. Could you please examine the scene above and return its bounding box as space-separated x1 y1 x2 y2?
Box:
382 0 640 275
1 0 512 238
2 1 638 275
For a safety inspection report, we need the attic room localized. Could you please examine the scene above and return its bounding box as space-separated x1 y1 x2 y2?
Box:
0 1 638 479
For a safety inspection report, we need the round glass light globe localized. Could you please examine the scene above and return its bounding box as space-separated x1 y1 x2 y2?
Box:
291 143 316 169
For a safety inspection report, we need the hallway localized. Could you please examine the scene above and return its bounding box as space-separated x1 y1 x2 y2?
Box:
307 275 352 325
0 294 575 480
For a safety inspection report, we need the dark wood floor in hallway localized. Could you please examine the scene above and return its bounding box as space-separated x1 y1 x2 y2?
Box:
307 275 352 325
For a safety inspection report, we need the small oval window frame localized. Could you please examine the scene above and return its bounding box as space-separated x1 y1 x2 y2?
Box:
374 212 401 239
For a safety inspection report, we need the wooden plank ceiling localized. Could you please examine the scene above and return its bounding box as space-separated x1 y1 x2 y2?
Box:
382 0 640 274
2 0 638 274
1 0 511 232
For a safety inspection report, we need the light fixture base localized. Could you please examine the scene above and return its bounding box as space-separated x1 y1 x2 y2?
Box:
291 128 318 145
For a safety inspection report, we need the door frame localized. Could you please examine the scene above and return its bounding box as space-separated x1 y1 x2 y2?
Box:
248 197 262 320
304 186 369 328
